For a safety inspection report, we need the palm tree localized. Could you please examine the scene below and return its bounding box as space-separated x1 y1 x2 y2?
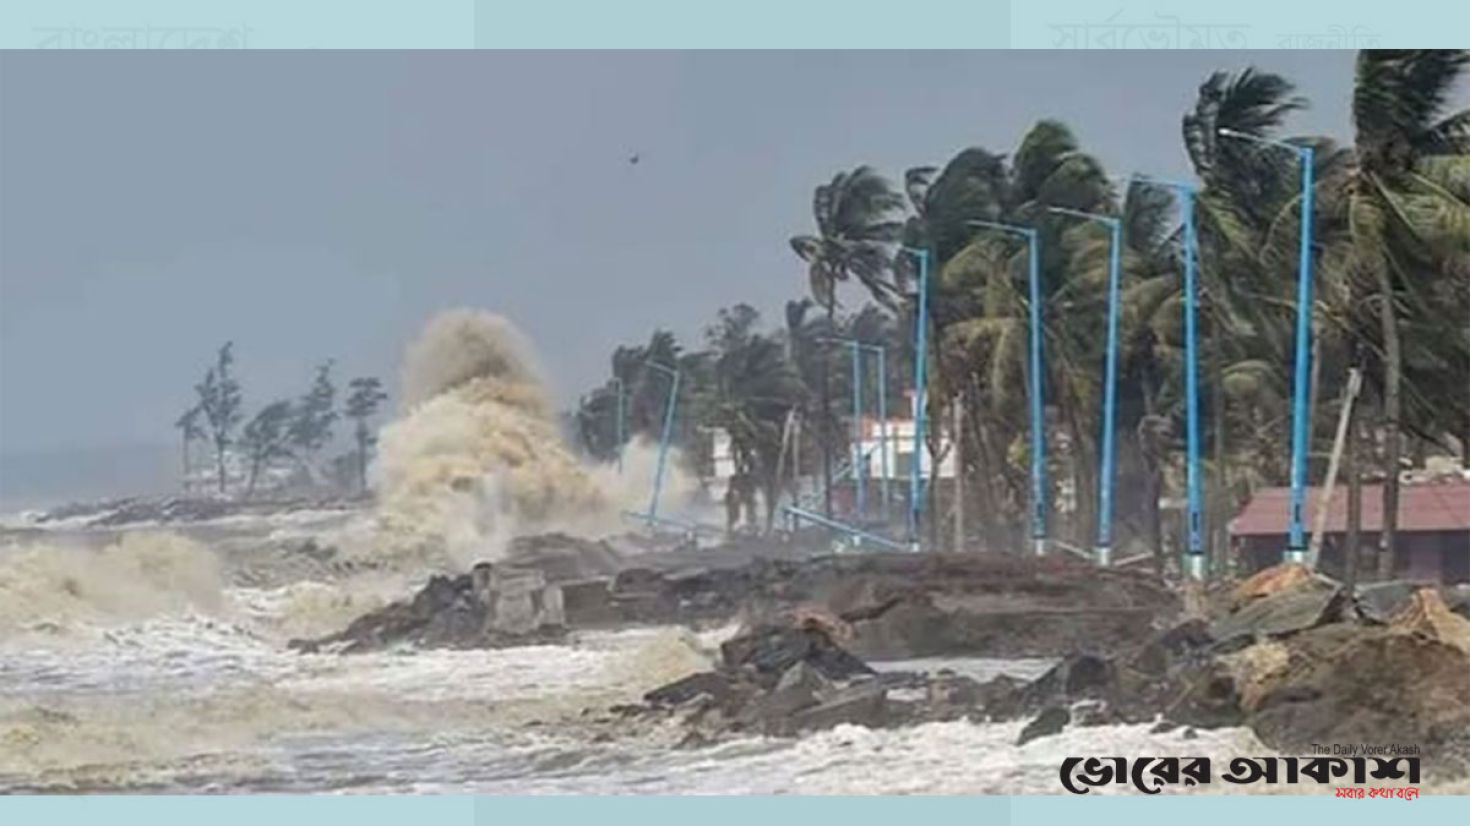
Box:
899 121 1128 550
790 165 905 517
1342 49 1470 577
699 328 807 532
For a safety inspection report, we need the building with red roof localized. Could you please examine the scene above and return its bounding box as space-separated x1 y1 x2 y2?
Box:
1229 478 1470 582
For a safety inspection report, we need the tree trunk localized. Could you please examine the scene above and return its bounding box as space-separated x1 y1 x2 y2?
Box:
216 440 227 494
1374 275 1402 581
356 422 370 493
246 456 261 500
820 304 834 520
1344 391 1363 591
953 395 965 552
1210 329 1229 572
181 432 190 493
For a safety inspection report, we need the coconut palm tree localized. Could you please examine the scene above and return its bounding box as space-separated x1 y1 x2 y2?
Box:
790 165 906 517
698 326 808 533
900 121 1123 549
1341 49 1470 576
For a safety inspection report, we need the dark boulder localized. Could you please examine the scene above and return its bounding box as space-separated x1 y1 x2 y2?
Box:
719 623 874 688
1017 705 1071 746
1208 582 1343 645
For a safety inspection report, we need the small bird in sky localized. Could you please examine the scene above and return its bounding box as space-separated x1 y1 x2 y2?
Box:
628 153 641 165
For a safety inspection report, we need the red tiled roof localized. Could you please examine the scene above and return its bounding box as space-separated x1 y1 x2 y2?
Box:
1229 479 1470 536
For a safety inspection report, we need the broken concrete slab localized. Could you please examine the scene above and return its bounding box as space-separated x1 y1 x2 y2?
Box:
1208 583 1343 645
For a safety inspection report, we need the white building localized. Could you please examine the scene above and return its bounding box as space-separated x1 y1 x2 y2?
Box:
852 416 957 481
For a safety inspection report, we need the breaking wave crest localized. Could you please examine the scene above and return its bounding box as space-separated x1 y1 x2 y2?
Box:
0 533 224 640
362 308 695 573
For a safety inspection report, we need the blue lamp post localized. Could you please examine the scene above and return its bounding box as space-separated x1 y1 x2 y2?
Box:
1218 128 1316 566
1048 206 1123 567
898 246 930 551
1129 175 1205 580
817 336 890 529
864 343 891 525
967 220 1047 557
644 361 680 527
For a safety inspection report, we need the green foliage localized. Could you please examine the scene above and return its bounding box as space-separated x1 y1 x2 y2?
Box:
240 400 295 497
288 360 338 459
193 342 244 494
345 376 388 493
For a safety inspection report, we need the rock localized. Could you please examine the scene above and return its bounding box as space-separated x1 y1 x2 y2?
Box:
719 623 874 687
1209 582 1343 645
1249 623 1470 760
1354 581 1423 624
1072 699 1112 727
738 668 825 730
644 671 735 707
1020 653 1117 708
1157 659 1246 729
560 578 616 625
1126 618 1215 677
1230 563 1315 609
1150 720 1179 734
1017 705 1071 746
1389 588 1470 654
785 682 888 734
288 564 567 653
305 544 1181 660
1182 727 1198 740
776 660 832 695
1216 640 1291 712
1444 586 1470 621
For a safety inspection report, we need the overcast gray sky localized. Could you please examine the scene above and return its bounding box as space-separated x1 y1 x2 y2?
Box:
3 50 1458 503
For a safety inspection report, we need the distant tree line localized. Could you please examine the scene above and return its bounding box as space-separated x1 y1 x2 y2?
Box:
176 342 388 498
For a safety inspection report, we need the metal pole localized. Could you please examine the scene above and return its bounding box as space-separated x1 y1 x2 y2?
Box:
967 220 1048 556
784 505 908 551
647 364 679 526
852 341 864 526
1216 131 1317 568
1286 146 1316 565
876 345 890 526
1182 188 1205 580
1024 230 1047 557
1097 219 1123 567
1048 206 1123 567
905 248 931 551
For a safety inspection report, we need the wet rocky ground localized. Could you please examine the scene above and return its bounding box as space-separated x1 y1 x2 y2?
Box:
297 532 1470 782
596 563 1470 781
291 535 1177 660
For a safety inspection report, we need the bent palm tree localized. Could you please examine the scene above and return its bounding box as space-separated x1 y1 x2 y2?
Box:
790 165 905 517
1345 49 1470 577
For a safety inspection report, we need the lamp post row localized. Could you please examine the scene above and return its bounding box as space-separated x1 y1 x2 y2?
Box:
626 128 1314 575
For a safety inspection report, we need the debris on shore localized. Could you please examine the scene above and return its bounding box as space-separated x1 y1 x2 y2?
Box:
291 536 1179 658
293 531 1470 780
610 562 1470 779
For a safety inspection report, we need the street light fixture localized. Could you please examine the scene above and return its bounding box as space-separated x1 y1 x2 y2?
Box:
643 361 679 527
816 336 891 529
1218 128 1317 567
1048 206 1123 567
1125 175 1206 581
897 246 930 552
966 220 1047 557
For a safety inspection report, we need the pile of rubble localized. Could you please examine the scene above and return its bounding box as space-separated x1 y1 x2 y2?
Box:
293 538 1179 658
610 563 1470 779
